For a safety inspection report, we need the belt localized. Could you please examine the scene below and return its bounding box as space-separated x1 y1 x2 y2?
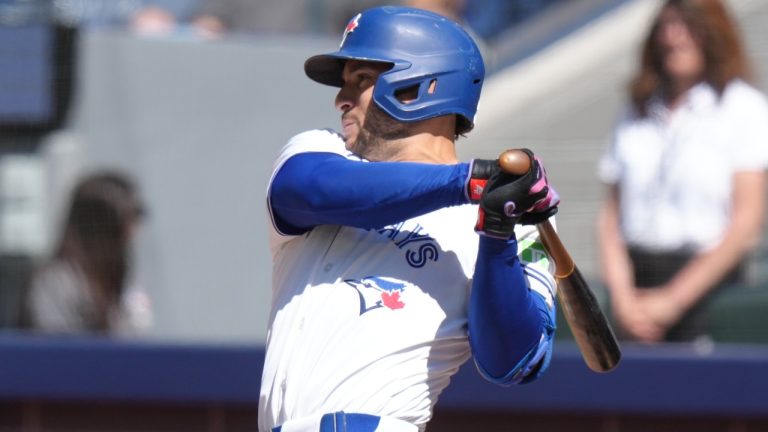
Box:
272 411 419 432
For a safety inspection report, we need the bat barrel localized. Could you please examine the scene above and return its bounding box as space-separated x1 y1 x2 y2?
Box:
557 266 622 372
537 220 621 372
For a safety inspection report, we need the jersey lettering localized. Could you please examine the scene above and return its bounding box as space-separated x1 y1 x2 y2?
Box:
406 243 439 268
378 222 405 240
377 223 439 269
394 224 432 248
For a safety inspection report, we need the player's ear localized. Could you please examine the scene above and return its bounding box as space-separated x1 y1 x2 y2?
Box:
394 79 438 105
394 84 420 104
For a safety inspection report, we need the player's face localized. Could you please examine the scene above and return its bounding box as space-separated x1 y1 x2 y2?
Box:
655 5 705 88
335 60 409 159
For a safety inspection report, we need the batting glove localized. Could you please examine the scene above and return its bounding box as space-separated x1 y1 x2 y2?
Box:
466 158 500 203
518 153 560 225
474 149 559 239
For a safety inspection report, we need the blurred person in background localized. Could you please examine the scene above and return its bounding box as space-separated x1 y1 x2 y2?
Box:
132 0 483 41
406 0 463 21
20 171 153 335
188 0 393 37
597 0 768 344
130 0 395 38
461 0 565 41
405 0 495 70
183 0 314 37
48 0 201 30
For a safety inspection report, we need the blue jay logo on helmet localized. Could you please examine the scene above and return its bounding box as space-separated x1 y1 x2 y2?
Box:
340 13 361 48
304 6 485 133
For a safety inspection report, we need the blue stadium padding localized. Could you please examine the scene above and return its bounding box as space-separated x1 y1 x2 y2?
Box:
0 332 262 404
440 342 768 416
1 332 768 416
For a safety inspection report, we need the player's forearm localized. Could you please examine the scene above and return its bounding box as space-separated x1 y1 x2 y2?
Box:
469 236 555 385
270 152 470 232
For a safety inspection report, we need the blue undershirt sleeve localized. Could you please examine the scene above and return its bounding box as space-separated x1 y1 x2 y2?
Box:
269 151 471 234
469 236 556 385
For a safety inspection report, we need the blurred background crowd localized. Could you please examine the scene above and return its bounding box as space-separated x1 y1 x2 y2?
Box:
1 0 767 346
1 0 768 430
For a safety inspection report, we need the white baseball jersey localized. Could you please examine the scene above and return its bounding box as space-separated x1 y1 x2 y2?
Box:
260 129 554 431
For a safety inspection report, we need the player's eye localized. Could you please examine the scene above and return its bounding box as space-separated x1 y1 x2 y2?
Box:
355 71 375 88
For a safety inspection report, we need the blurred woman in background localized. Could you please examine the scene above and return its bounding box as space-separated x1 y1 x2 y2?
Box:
22 171 152 335
597 0 768 343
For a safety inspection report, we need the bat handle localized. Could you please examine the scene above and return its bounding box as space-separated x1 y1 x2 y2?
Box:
498 149 532 175
497 149 574 278
536 220 575 279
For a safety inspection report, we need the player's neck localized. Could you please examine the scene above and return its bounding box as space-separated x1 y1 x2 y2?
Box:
384 133 458 164
382 116 458 164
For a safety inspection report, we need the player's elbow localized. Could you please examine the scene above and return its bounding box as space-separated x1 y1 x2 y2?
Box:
472 327 555 386
469 291 557 386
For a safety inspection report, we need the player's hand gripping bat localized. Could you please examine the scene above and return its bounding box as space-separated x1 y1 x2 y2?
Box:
499 149 621 373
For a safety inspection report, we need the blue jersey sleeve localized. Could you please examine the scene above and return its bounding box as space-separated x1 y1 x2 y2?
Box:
269 151 471 234
469 236 556 385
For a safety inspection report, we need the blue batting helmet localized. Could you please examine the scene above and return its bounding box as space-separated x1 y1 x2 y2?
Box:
304 6 485 133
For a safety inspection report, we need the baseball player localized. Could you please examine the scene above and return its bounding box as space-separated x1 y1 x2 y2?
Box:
261 6 559 432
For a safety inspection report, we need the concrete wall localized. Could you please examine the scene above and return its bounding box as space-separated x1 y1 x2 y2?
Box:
40 30 342 342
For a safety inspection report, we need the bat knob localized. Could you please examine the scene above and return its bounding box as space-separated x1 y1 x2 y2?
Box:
498 149 532 175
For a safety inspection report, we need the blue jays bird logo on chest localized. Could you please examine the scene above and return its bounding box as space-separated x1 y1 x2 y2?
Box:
345 276 407 315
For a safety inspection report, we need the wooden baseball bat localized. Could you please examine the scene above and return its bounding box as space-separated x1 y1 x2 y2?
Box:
499 150 621 373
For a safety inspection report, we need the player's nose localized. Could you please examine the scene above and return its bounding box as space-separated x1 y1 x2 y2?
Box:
335 87 354 112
